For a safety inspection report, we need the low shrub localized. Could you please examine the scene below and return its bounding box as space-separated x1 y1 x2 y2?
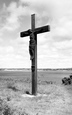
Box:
7 83 18 91
62 77 71 85
45 81 53 84
70 75 72 79
0 98 14 115
7 96 11 101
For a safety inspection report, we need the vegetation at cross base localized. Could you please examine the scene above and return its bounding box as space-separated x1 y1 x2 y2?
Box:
0 98 30 115
7 82 19 92
0 98 13 115
0 70 72 115
62 75 72 85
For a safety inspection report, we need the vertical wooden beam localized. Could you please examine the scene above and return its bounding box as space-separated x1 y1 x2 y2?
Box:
35 33 37 95
31 14 35 30
31 14 37 95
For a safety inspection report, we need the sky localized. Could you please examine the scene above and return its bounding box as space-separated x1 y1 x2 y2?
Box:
0 0 72 68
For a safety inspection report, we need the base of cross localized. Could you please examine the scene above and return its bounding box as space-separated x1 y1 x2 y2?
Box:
31 65 37 95
22 93 47 98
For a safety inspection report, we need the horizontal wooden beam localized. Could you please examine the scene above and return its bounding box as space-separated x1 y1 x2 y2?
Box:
20 25 50 37
35 25 50 34
20 29 31 37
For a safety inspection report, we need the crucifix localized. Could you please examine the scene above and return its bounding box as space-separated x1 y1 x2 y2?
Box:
20 14 50 95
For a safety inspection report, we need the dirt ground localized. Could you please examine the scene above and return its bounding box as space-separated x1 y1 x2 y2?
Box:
0 75 72 115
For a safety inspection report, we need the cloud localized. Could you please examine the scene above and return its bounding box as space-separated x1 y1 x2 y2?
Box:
53 40 72 58
19 0 72 43
54 40 72 50
5 2 21 31
0 0 52 32
1 0 72 32
0 44 30 68
51 17 72 42
0 46 14 54
19 0 52 25
1 0 72 68
0 54 29 68
0 1 32 32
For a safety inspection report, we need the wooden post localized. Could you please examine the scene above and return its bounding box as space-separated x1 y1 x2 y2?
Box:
31 14 37 95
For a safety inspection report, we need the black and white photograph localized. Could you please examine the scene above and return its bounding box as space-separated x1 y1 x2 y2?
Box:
0 0 72 115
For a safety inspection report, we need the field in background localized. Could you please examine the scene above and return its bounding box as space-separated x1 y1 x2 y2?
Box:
0 70 72 115
0 70 72 84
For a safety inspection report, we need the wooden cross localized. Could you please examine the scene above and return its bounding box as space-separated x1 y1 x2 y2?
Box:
20 14 50 95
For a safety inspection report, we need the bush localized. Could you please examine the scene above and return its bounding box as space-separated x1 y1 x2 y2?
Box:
7 83 18 91
0 98 13 115
62 77 71 85
70 75 72 79
7 96 11 101
45 81 53 84
3 105 13 115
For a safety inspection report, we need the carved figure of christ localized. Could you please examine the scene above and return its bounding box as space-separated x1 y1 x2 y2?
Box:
20 14 50 95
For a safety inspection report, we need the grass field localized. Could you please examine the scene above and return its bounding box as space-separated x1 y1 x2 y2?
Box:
0 70 72 115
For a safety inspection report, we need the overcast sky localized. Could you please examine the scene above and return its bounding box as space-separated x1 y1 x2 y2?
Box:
0 0 72 68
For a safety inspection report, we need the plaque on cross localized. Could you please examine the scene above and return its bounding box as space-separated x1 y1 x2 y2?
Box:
20 14 50 95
